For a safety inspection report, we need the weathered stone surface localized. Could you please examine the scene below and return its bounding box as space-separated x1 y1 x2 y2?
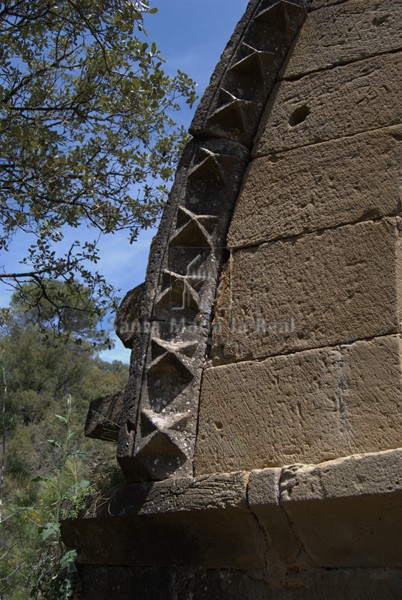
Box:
280 449 402 502
78 567 267 600
62 472 264 570
311 0 350 7
88 472 248 517
248 468 306 575
190 0 308 147
189 0 263 134
271 569 402 600
248 467 281 507
114 283 145 349
62 509 265 570
78 565 402 600
68 453 402 590
228 126 402 248
255 52 402 155
213 219 401 363
85 390 124 442
282 0 402 79
79 566 174 600
280 450 402 567
195 335 402 473
246 451 402 572
185 570 269 600
117 139 249 481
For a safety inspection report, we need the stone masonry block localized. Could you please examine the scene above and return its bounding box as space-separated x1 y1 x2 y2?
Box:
85 390 124 442
255 52 402 155
280 450 402 567
282 0 402 79
280 449 402 503
195 335 402 474
92 472 249 517
272 569 402 600
62 472 266 571
78 564 402 600
248 468 305 574
213 219 401 363
228 126 402 248
311 0 348 7
63 509 265 570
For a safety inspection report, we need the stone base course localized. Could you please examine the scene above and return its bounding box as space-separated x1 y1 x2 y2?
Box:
78 565 402 600
63 450 402 597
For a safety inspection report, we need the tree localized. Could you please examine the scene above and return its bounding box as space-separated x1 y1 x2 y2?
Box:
0 0 197 327
0 282 128 430
7 279 112 344
0 287 129 598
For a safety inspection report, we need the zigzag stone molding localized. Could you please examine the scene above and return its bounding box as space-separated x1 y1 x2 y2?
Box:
115 0 310 481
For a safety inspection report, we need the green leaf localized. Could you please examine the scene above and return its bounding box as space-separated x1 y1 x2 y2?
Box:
55 414 68 424
41 522 60 541
75 479 90 489
0 0 197 339
32 475 46 483
60 549 77 570
47 439 62 448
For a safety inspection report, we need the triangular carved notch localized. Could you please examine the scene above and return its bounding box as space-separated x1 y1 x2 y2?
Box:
254 1 305 33
148 351 193 379
146 351 194 412
140 408 191 437
134 430 188 480
229 43 276 81
175 206 217 235
151 337 198 361
188 148 227 185
154 271 205 316
209 89 256 133
169 218 212 249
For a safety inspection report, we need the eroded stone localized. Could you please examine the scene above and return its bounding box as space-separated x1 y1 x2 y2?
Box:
228 126 402 248
280 449 402 502
114 283 145 349
280 450 402 567
195 335 402 473
255 52 402 155
311 0 360 10
282 0 402 78
213 219 401 363
85 390 124 442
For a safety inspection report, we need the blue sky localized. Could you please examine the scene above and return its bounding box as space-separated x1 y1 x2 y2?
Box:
0 0 249 364
99 0 249 363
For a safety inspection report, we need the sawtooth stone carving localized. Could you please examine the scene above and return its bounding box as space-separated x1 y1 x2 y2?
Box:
114 0 309 481
67 0 402 596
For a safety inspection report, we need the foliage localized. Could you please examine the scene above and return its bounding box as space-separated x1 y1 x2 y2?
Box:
0 288 129 598
1 284 127 435
7 279 112 344
0 0 197 327
1 396 95 599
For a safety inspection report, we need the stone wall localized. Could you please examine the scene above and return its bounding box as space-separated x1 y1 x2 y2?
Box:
195 0 402 475
63 1 402 597
65 450 402 598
